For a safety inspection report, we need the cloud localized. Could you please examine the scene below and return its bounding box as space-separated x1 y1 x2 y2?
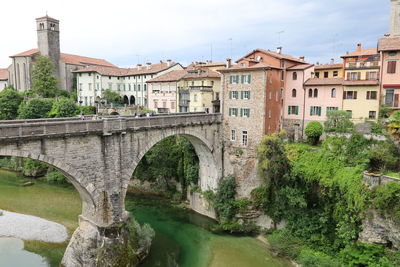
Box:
0 0 390 68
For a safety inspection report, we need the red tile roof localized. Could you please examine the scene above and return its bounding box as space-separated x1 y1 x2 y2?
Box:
314 64 343 70
10 48 116 67
218 62 277 72
183 68 221 79
237 48 306 64
0 69 8 80
287 64 314 70
343 80 379 86
305 78 343 86
147 70 187 83
126 62 181 75
378 37 400 51
341 48 378 58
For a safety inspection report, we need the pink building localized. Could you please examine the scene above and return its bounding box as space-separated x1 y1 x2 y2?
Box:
378 37 400 110
147 70 187 113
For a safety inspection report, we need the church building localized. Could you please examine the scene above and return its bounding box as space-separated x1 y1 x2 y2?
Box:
7 16 116 92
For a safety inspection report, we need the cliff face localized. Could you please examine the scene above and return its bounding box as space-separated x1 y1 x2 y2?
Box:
359 209 400 249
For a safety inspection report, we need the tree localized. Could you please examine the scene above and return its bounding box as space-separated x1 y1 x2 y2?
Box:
324 110 354 133
49 97 79 118
388 110 400 138
31 56 59 98
0 87 23 120
305 121 323 145
103 89 122 104
18 98 53 119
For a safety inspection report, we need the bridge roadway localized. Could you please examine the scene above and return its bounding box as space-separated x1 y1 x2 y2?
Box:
0 112 223 266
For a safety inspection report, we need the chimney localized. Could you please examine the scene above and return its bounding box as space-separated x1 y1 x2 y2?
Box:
160 60 163 63
226 58 232 68
299 56 305 61
137 64 142 70
330 58 335 64
276 46 283 54
356 43 362 52
167 59 172 67
146 62 152 70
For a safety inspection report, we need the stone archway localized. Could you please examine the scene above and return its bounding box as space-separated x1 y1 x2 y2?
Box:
130 96 135 105
123 95 129 105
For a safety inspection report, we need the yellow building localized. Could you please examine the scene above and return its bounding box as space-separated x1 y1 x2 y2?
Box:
341 44 380 122
314 63 343 78
178 67 221 113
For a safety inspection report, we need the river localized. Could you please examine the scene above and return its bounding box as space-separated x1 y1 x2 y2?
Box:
0 169 291 267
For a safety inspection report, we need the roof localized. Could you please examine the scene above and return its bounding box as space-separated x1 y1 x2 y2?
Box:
183 68 221 79
287 64 314 70
218 62 277 73
73 62 181 77
186 62 225 69
343 80 379 86
305 78 343 86
36 15 59 22
10 48 116 68
314 64 343 70
378 37 400 51
237 48 306 64
341 48 378 58
147 70 187 83
0 69 8 81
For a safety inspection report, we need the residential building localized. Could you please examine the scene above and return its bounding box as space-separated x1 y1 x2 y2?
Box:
0 69 8 91
314 63 343 78
147 70 187 113
283 64 314 138
186 61 226 72
219 48 306 197
74 61 183 107
341 44 381 122
8 16 116 93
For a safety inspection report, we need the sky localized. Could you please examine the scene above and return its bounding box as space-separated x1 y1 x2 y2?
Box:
0 0 391 68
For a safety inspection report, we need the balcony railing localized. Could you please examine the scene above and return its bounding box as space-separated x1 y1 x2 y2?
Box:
179 100 190 106
189 86 213 91
345 61 380 69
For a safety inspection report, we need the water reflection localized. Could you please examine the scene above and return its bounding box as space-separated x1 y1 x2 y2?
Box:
0 237 48 267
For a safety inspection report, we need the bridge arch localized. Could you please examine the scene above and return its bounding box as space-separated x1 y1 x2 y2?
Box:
0 149 96 218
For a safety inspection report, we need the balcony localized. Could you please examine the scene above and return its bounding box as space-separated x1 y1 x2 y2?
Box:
189 85 213 92
179 100 190 107
345 61 380 70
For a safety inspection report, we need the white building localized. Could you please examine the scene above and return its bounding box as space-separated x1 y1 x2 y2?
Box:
74 60 183 107
0 69 8 91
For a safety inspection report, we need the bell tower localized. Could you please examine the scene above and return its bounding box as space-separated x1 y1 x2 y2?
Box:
390 0 400 37
36 15 60 78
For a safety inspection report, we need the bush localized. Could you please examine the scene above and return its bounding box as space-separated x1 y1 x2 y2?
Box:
49 97 79 118
267 230 303 259
45 170 68 184
388 110 400 138
368 140 400 172
22 158 49 177
298 248 340 267
0 87 23 120
324 110 354 133
18 98 53 119
78 106 96 115
305 121 323 145
373 181 400 220
213 175 237 223
339 242 393 267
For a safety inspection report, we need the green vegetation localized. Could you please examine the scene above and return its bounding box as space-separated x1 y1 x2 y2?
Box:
78 105 96 115
103 88 123 104
49 97 79 118
304 121 323 145
17 98 54 119
388 110 400 138
373 181 400 221
31 56 60 98
324 110 354 133
0 87 24 120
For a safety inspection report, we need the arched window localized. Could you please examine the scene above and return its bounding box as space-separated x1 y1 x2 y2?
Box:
292 89 297 98
331 88 336 98
308 88 313 98
292 72 297 80
314 88 318 98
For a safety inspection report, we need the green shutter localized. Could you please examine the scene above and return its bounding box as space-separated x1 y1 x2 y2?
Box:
248 91 251 99
295 106 299 115
241 75 244 84
240 91 244 99
318 107 322 116
288 106 291 115
248 75 251 83
229 91 232 99
248 109 250 117
229 108 232 116
310 107 313 116
240 109 243 117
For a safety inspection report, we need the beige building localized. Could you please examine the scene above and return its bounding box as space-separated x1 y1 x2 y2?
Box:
8 16 115 93
314 63 343 78
0 69 8 91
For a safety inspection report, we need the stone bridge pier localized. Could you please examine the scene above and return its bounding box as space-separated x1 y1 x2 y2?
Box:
0 113 222 266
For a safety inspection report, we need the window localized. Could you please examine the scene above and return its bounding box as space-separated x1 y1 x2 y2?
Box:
229 75 239 84
269 91 272 99
138 84 141 91
171 102 175 109
129 84 131 91
194 94 198 102
327 107 339 111
314 88 318 98
231 130 236 141
97 75 99 80
89 73 91 77
109 76 111 79
117 84 121 91
280 60 285 68
134 84 136 91
367 72 378 80
388 61 397 74
144 84 147 91
228 108 238 117
366 91 377 100
240 108 250 117
344 91 357 99
241 91 250 99
96 83 99 91
324 71 329 78
241 131 248 146
315 72 320 78
389 51 397 56
346 110 353 118
108 83 112 90
241 74 251 84
333 71 338 77
281 71 285 81
211 81 215 86
288 105 299 115
229 91 239 99
308 88 313 98
292 72 297 80
310 106 322 116
331 88 336 98
348 72 360 80
215 92 220 100
369 111 377 119
292 89 297 98
88 83 92 90
163 101 167 108
79 83 83 91
123 84 126 91
385 89 395 105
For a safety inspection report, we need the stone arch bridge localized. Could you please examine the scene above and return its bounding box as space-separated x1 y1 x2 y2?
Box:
0 113 222 266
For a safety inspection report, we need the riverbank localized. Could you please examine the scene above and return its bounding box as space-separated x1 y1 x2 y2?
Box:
0 209 68 243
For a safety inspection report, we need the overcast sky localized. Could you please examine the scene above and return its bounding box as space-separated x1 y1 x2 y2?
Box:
0 0 391 68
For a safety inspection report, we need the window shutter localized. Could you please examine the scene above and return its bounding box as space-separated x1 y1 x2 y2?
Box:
318 107 322 116
346 72 350 80
366 72 370 80
248 74 251 83
288 106 291 115
248 109 251 117
310 107 313 116
357 72 361 80
240 91 244 99
241 75 244 84
229 91 232 99
248 91 251 99
393 61 397 73
295 106 299 115
229 76 232 84
367 91 370 99
229 108 231 116
354 91 358 99
343 92 346 99
240 108 243 117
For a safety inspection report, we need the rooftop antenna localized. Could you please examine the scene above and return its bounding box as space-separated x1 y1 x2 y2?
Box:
276 30 284 46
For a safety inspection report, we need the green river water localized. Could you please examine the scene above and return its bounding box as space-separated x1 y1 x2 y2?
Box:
0 170 291 267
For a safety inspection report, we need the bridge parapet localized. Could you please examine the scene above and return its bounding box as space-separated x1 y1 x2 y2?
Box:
0 113 222 140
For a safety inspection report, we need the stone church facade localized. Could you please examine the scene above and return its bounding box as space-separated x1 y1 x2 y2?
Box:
8 16 116 92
